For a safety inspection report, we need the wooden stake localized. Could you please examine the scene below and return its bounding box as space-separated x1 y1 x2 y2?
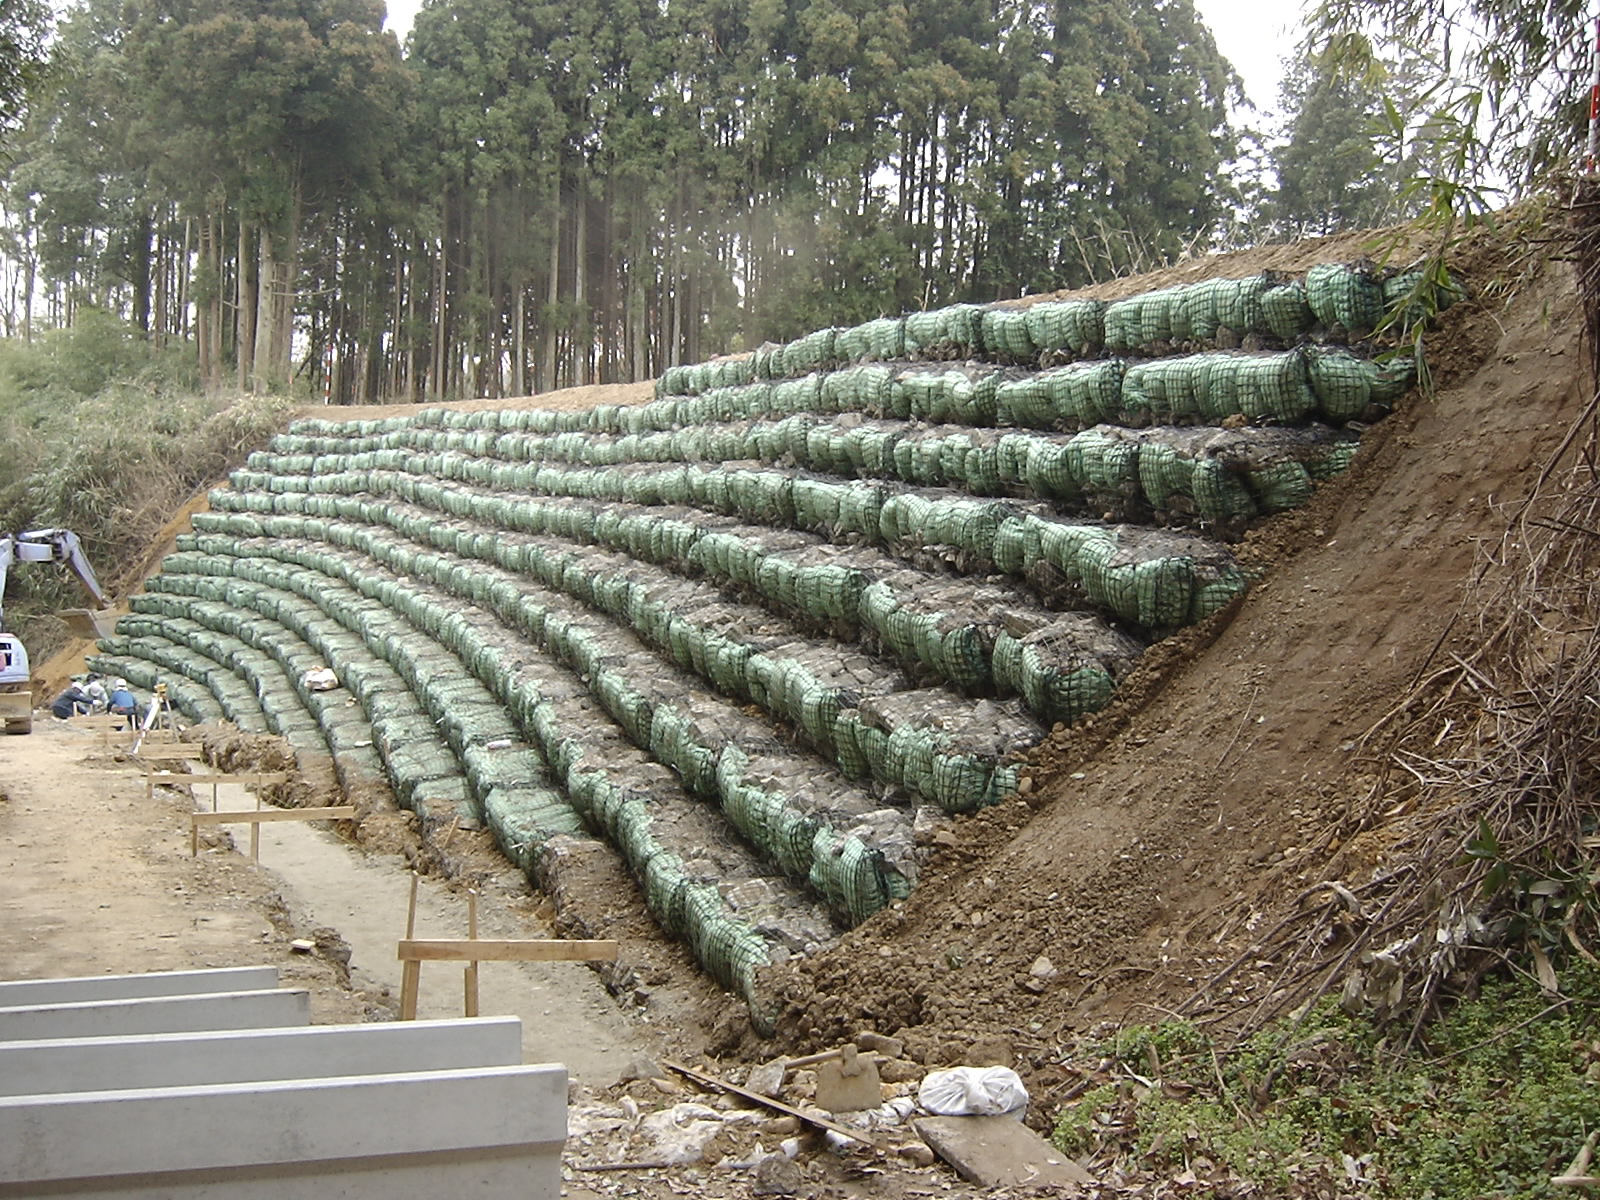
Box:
464 889 479 1019
399 874 421 1021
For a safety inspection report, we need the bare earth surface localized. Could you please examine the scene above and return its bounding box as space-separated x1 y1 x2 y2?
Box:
2 217 1585 1196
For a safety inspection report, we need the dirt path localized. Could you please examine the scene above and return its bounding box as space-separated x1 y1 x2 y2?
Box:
203 775 654 1084
0 718 657 1089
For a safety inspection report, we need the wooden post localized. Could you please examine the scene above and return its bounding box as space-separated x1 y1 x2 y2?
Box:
250 794 261 862
399 874 422 1021
464 890 479 1019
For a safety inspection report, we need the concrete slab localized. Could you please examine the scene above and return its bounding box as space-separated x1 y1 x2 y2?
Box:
915 1115 1095 1190
0 966 279 1007
0 1064 568 1199
0 1016 525 1096
0 988 309 1043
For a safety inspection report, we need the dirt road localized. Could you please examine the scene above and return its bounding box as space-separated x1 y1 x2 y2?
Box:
0 717 658 1087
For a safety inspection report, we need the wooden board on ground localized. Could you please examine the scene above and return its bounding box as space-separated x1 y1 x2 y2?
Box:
914 1115 1095 1190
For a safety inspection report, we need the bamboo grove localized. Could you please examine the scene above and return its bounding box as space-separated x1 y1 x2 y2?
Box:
3 0 1237 403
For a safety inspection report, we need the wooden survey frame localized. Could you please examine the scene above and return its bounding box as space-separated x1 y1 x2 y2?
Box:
189 805 356 859
147 768 289 811
395 875 619 1020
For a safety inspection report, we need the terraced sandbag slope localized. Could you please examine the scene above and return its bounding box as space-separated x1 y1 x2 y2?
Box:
103 258 1443 1018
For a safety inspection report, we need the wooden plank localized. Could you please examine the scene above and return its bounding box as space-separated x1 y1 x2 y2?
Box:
397 939 618 964
663 1060 879 1146
191 807 356 826
398 961 422 1021
148 770 289 786
131 743 207 758
149 770 290 803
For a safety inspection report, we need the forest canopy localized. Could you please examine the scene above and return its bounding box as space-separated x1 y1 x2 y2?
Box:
1 0 1590 404
1 0 1239 403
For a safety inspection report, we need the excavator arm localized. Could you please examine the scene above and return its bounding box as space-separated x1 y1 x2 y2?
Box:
0 528 111 632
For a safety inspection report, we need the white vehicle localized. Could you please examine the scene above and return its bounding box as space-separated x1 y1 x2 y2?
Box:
0 529 111 734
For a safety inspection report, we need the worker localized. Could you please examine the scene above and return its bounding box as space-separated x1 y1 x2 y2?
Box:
49 679 91 720
107 678 138 724
83 674 108 713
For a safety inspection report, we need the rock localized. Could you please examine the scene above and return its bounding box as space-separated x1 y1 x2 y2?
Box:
761 1115 801 1136
965 1034 1014 1068
815 1045 881 1113
311 927 351 967
855 1031 904 1058
1028 955 1058 980
636 1103 727 1165
753 1152 807 1196
895 1140 937 1167
616 1055 665 1084
745 1058 787 1098
916 1115 1095 1189
878 1057 922 1084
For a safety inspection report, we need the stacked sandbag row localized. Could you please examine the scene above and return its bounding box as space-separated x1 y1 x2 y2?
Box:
230 455 1247 633
198 489 1142 733
272 413 1354 534
193 488 1033 823
135 561 487 823
177 522 918 925
137 591 386 789
90 625 271 733
651 260 1443 390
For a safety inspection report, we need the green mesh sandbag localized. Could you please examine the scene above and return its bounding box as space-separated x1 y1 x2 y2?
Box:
1250 459 1314 512
1191 459 1258 525
1048 360 1125 427
1306 262 1385 332
996 376 1056 428
1177 278 1227 341
1024 299 1105 358
1215 275 1269 334
1121 358 1203 425
1136 439 1193 513
1066 427 1143 509
1262 280 1315 340
980 307 1035 360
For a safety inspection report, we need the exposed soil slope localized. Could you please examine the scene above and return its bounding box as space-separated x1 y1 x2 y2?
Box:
760 233 1585 1083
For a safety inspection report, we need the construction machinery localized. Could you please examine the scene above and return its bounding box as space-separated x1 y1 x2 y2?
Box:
0 529 112 734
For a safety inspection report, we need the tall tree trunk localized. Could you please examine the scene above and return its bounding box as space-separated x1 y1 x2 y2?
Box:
253 225 275 393
512 285 526 396
273 175 303 386
572 184 587 386
541 193 561 394
21 224 34 344
430 210 447 400
132 210 153 334
237 219 257 392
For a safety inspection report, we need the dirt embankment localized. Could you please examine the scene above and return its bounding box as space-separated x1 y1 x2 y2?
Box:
757 229 1584 1087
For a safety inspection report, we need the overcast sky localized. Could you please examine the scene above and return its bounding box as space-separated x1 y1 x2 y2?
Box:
380 0 1305 124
